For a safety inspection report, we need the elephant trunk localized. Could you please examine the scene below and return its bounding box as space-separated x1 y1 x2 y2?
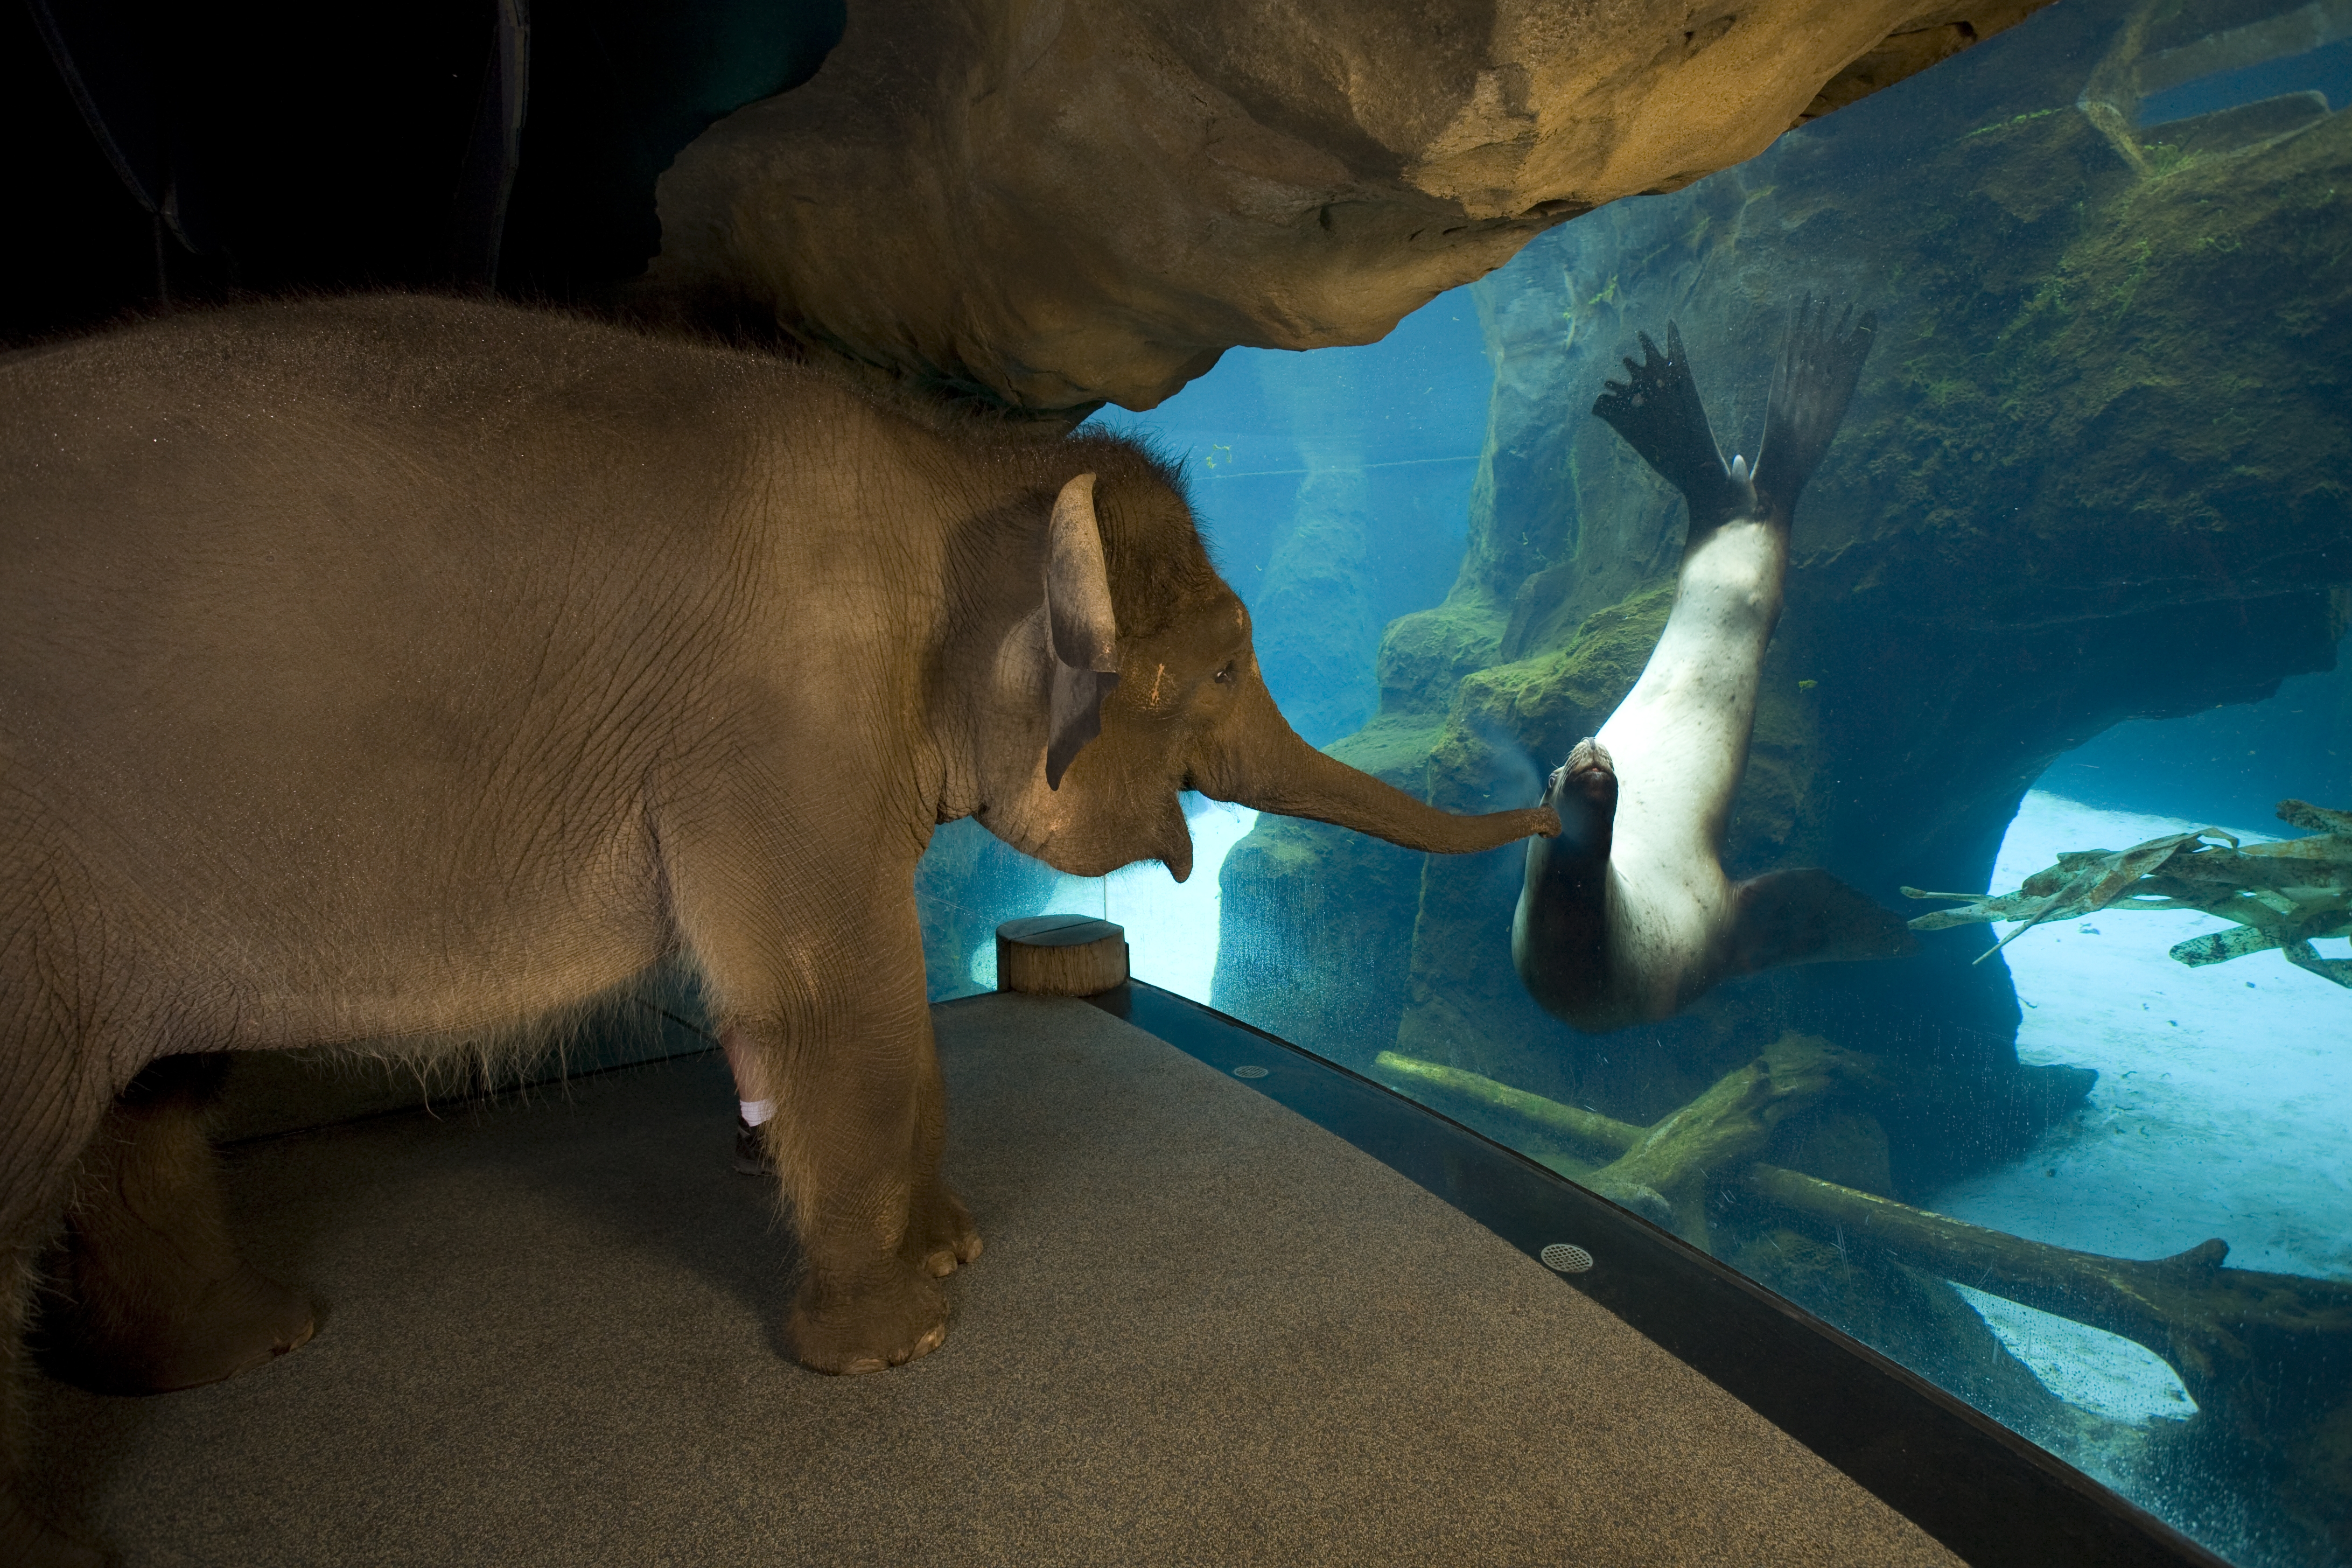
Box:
1193 677 1558 855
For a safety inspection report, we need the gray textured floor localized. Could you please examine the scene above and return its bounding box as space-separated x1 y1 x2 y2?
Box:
27 994 1958 1566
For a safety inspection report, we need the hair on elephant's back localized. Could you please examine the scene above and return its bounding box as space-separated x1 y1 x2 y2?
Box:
4 292 835 448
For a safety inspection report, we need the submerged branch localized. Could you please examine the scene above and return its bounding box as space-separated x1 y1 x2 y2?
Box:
1379 1036 1879 1244
1744 1164 2352 1423
1902 797 2352 986
1378 1047 2352 1424
1371 1051 1641 1155
1580 1034 1880 1243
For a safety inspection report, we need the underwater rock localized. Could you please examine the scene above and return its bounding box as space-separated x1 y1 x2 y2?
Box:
1215 0 2352 1188
638 0 2049 415
1250 469 1382 746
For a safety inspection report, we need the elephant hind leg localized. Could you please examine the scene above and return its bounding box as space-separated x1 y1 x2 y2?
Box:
36 1053 317 1396
0 1019 115 1566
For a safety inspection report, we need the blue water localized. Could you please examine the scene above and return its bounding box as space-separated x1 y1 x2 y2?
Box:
2141 37 2352 124
916 3 2352 1563
1084 302 1489 745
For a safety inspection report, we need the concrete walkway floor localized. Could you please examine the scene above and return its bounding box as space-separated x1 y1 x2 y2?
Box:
25 993 1957 1566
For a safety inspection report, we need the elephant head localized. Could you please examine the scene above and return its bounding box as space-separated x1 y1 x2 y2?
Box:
975 459 1559 879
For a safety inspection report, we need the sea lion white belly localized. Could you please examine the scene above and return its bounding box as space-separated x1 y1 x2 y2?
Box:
1512 303 1915 1034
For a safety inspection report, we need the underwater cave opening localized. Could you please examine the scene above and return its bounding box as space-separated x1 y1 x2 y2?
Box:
1919 661 2351 1511
2035 627 2351 831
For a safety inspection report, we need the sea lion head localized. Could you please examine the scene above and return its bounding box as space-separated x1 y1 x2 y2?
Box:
1544 737 1620 859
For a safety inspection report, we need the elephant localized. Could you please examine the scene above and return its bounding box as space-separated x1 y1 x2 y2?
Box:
0 295 1557 1562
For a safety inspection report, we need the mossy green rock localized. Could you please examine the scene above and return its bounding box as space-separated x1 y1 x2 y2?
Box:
1210 716 1447 1061
1213 9 2352 1184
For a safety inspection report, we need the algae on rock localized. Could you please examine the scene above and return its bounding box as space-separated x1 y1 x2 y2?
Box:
1212 0 2352 1190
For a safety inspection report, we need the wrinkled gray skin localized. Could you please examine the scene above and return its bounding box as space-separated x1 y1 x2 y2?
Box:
0 296 1555 1563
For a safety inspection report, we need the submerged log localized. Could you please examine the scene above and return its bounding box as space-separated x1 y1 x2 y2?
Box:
1742 1164 2352 1437
1902 796 2352 984
1377 1045 2352 1461
1379 1035 1879 1243
1371 1051 1643 1157
1577 1034 1881 1243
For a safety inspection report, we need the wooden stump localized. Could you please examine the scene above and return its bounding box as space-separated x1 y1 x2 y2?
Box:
995 916 1129 996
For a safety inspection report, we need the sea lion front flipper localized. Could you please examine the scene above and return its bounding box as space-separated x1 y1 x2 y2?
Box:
1592 322 1748 525
1726 868 1919 976
1753 297 1876 519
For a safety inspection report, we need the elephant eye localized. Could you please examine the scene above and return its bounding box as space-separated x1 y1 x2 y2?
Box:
1213 661 1235 684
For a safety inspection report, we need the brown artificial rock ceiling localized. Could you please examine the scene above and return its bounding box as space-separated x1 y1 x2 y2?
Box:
640 1 2049 416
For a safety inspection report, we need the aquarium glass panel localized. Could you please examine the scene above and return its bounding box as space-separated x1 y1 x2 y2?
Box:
915 2 2352 1562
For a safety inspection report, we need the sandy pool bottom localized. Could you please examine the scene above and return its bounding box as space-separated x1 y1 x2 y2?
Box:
1928 790 2349 1425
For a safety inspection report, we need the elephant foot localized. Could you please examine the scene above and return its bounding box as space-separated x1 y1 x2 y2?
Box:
48 1051 318 1395
788 1262 949 1375
0 1486 106 1568
47 1260 318 1395
147 1263 318 1392
907 1182 983 1279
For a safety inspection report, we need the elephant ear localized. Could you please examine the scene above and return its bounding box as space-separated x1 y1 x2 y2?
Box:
1044 472 1121 789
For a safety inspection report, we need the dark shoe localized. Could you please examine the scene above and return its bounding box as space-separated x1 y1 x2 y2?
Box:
734 1115 775 1176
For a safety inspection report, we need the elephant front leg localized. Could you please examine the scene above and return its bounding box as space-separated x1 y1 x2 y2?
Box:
726 1016 982 1283
906 1040 981 1280
761 996 961 1374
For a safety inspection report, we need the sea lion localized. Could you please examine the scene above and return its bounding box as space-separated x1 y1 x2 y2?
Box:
1511 300 1917 1034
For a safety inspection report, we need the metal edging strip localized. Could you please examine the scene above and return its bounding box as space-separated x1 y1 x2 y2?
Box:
1034 979 2233 1568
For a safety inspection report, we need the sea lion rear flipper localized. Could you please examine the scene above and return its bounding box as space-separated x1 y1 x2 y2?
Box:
1753 297 1876 518
1727 868 1919 975
1592 323 1747 524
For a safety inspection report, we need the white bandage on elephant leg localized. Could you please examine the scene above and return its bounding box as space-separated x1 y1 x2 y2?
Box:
720 1025 776 1111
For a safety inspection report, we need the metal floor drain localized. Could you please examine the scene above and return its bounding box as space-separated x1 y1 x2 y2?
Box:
1231 1065 1269 1079
1540 1242 1594 1274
